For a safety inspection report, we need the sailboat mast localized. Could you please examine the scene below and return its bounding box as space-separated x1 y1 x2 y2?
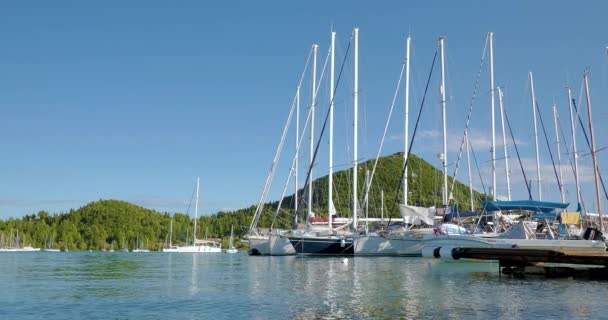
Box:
365 169 369 235
439 36 448 206
583 72 603 231
497 87 511 200
489 32 497 201
307 43 318 225
552 104 565 203
194 177 200 241
295 86 299 216
352 27 359 231
529 71 542 200
403 34 411 206
169 219 173 247
328 31 336 230
381 190 385 222
567 86 581 205
466 130 474 211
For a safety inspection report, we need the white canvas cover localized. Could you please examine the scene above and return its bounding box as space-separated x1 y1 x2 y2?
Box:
399 205 436 226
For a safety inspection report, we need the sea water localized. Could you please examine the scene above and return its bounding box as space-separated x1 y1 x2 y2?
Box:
0 252 606 319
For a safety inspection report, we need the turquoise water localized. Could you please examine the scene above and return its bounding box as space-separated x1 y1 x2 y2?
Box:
0 252 606 319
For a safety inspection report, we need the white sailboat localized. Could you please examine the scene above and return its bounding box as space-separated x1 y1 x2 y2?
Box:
42 235 60 252
226 225 238 254
0 229 40 252
132 235 150 253
163 219 179 252
247 44 315 256
173 177 222 253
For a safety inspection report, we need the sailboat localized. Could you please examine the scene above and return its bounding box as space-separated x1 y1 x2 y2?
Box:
163 219 179 252
109 241 115 252
286 28 358 256
246 44 315 256
42 234 61 252
226 225 238 254
173 177 222 253
0 229 40 252
132 235 150 253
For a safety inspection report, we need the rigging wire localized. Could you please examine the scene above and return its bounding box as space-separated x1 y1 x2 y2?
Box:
504 108 533 199
386 49 439 226
248 46 314 233
295 40 352 226
571 98 608 201
448 35 489 200
360 47 407 213
535 101 564 196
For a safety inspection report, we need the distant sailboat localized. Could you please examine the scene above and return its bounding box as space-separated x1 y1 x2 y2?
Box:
0 229 40 252
163 219 179 252
226 225 238 254
172 177 222 253
42 234 60 252
132 235 150 253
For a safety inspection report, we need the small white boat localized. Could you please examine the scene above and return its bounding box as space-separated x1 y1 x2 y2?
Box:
226 225 238 254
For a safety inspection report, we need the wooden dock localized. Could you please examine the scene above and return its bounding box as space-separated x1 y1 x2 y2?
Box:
451 247 608 279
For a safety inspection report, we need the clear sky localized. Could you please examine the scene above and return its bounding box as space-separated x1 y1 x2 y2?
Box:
0 1 607 218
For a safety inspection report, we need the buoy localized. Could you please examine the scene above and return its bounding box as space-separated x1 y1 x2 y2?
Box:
342 258 348 264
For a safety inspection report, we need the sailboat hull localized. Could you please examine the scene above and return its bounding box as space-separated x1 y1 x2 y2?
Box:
173 245 221 253
354 235 422 256
270 235 296 255
248 235 295 256
288 236 354 255
248 236 271 255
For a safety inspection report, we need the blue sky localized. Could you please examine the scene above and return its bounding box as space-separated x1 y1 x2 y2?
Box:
0 1 607 218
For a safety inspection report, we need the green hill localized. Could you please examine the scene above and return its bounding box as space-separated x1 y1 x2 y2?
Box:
0 152 488 251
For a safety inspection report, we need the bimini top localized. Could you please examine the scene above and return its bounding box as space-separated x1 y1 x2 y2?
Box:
482 200 569 214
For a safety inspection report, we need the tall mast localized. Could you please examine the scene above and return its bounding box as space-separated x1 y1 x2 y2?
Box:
365 169 369 235
381 190 385 222
552 104 565 203
194 177 200 241
584 72 603 231
328 31 336 230
439 36 448 207
169 219 173 247
353 27 359 231
567 86 581 205
466 130 474 211
295 86 299 217
497 87 511 200
529 71 542 200
403 34 411 206
307 43 318 224
489 32 497 200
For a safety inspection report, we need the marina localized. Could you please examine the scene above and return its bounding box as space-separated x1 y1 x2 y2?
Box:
1 1 608 319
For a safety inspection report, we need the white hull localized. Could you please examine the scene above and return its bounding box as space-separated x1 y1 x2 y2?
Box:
173 245 221 253
42 248 61 252
422 234 607 256
248 236 271 255
0 247 40 252
132 249 151 253
163 247 180 253
225 248 238 254
354 235 423 256
269 235 296 255
248 234 295 256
